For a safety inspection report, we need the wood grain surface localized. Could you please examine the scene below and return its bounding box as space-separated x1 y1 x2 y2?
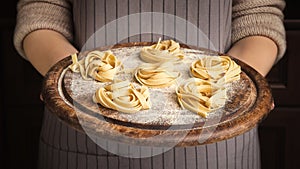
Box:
42 42 273 147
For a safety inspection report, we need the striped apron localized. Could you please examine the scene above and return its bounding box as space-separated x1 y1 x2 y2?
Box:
38 0 261 168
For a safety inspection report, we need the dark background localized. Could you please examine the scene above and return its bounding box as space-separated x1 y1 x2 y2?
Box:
1 1 300 169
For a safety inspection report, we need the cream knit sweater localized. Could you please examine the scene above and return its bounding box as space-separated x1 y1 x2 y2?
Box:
13 0 286 62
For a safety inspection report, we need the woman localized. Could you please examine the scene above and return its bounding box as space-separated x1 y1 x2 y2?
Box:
14 0 286 168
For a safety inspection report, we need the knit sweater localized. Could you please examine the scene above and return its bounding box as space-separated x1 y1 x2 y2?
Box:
13 0 286 62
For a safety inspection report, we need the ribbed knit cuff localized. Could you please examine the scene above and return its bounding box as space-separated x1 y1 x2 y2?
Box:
13 1 73 59
232 14 286 63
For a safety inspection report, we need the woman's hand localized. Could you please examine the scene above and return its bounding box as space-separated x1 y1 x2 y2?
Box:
23 29 78 76
227 36 278 77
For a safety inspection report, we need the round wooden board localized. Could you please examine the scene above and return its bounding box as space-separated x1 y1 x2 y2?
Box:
42 42 273 147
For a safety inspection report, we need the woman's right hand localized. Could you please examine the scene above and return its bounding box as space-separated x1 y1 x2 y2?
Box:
23 29 78 76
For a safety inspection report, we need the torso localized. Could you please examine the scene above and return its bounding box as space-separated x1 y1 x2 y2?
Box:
71 0 232 53
38 1 261 168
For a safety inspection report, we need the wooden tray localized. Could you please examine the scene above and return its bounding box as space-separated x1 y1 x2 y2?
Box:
42 42 273 147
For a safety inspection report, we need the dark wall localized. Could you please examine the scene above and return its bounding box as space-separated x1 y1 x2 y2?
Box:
259 1 300 169
1 1 299 169
0 1 44 169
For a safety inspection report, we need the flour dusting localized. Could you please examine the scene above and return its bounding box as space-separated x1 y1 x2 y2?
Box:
60 46 255 127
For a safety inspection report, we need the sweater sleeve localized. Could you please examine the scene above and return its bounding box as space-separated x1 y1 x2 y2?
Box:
232 0 286 62
13 0 74 59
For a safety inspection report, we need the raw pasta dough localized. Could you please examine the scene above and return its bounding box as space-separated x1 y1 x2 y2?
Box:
176 55 241 118
140 39 184 63
176 78 226 118
68 41 241 117
92 80 151 113
68 50 122 82
190 55 241 84
134 62 181 88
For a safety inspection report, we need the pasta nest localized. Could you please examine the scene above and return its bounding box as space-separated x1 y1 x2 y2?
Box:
176 78 226 118
134 62 181 88
93 80 151 113
69 50 122 82
190 55 241 85
140 39 184 63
